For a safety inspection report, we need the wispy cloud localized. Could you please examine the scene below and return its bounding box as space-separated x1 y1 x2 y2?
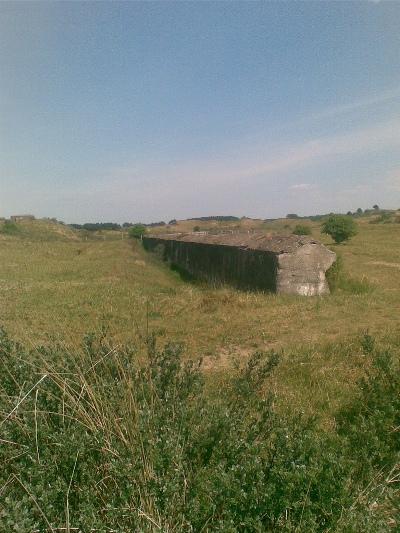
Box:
289 183 313 191
134 116 400 189
306 86 400 122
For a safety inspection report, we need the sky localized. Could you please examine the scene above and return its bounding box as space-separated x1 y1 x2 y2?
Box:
1 1 400 223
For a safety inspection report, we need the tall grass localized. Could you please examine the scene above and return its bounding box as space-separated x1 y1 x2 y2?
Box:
1 329 398 531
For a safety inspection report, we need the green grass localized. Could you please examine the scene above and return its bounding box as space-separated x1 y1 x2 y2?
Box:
1 217 400 422
0 217 399 530
1 328 398 531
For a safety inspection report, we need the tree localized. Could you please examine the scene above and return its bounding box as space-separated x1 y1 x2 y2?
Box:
128 224 146 239
373 204 379 211
286 213 299 219
321 215 358 244
356 208 363 215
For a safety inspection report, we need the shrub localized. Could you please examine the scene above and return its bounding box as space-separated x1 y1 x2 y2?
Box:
0 329 396 531
293 224 312 236
337 337 400 522
0 221 20 235
128 224 146 239
321 215 358 244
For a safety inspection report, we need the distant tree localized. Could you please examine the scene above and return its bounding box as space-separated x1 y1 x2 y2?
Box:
168 219 177 225
286 213 299 219
193 225 200 232
346 211 353 216
321 215 358 244
293 224 312 236
356 208 363 215
70 222 121 231
146 221 166 228
188 215 239 222
122 222 133 228
373 204 379 211
128 224 146 239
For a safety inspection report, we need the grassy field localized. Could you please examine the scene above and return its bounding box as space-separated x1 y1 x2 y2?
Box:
1 216 400 422
0 216 399 530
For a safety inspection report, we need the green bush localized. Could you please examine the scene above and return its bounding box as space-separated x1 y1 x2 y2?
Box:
0 329 396 531
336 338 400 525
293 224 312 236
128 224 146 239
321 215 358 244
0 221 20 235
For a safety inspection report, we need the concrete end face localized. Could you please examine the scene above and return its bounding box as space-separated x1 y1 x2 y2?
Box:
276 243 336 296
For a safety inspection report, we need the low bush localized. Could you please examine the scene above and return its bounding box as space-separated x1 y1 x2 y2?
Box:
128 224 146 239
0 221 20 235
293 224 312 236
0 329 397 531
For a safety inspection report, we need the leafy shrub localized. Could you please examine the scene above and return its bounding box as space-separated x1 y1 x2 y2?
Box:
336 339 400 524
321 215 358 244
0 329 396 531
293 224 312 236
128 224 146 239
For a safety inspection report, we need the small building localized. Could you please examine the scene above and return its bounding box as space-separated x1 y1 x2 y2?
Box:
10 215 35 223
143 233 336 296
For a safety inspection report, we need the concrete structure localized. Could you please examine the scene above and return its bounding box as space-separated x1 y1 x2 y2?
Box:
143 233 336 296
10 215 35 222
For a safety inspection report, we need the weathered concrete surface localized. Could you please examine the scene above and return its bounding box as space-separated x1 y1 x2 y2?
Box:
142 233 336 296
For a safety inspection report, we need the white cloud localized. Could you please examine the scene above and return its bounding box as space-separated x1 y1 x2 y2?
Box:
289 183 313 191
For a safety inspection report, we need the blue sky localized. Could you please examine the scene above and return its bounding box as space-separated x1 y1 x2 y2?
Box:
1 1 400 223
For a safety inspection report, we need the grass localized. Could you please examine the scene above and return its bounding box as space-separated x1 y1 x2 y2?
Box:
1 328 398 531
0 217 399 530
0 217 400 423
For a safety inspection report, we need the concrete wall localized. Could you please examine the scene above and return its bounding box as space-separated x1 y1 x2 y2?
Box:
143 237 278 291
143 236 336 295
276 242 335 296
